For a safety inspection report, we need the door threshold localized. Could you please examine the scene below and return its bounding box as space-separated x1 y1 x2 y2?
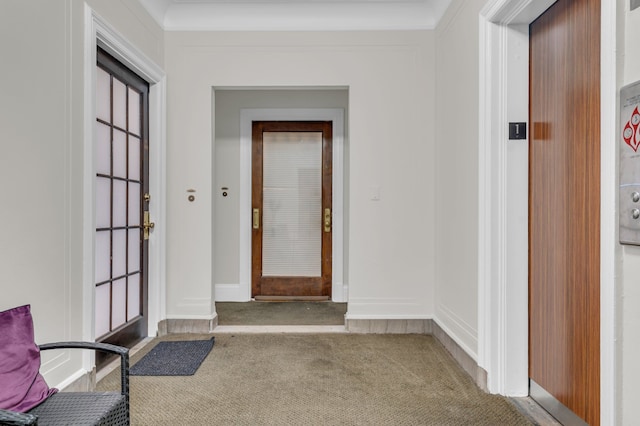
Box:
254 296 330 302
529 380 588 426
97 336 154 383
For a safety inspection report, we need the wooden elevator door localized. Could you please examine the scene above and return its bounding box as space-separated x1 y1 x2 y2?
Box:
529 0 601 424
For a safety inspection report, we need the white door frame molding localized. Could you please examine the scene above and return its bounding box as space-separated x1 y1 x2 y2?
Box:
83 6 167 346
477 0 616 423
216 108 345 302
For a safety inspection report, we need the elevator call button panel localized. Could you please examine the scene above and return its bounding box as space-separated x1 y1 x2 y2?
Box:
620 80 640 245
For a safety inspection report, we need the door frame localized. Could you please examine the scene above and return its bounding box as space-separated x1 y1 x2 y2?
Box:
83 6 167 357
222 108 345 302
478 0 616 423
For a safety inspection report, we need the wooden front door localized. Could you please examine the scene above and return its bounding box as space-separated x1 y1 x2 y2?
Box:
529 0 600 424
94 47 150 365
252 121 332 299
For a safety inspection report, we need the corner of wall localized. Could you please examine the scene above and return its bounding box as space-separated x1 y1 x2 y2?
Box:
432 320 487 391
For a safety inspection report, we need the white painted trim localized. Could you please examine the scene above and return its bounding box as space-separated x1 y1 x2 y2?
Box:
476 11 493 388
478 0 617 423
433 317 478 362
227 108 345 302
148 75 168 337
481 0 555 25
63 0 73 347
82 3 96 373
83 6 167 351
436 303 478 360
599 1 617 424
50 368 88 391
478 11 523 396
478 11 530 396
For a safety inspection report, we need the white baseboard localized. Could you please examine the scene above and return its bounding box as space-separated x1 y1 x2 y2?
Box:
158 315 218 336
215 283 250 302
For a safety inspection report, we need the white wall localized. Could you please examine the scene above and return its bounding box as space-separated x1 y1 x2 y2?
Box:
213 89 349 296
0 0 162 388
620 1 640 423
0 0 82 388
165 31 436 319
434 0 484 358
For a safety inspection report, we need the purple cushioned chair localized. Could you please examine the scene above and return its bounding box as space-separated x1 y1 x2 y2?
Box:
0 305 130 426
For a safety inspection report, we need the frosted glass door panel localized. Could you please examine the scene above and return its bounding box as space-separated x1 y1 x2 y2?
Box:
96 67 110 122
95 231 110 283
112 230 127 278
128 230 140 271
128 183 141 225
113 79 127 130
129 137 141 180
113 130 127 178
96 123 111 175
112 279 127 329
95 177 111 229
128 88 141 136
113 180 127 227
262 132 322 277
95 284 111 338
127 274 141 320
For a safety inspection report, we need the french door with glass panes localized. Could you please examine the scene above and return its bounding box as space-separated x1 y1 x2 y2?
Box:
94 47 150 362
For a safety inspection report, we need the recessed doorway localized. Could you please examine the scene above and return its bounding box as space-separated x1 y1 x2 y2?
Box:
213 89 348 305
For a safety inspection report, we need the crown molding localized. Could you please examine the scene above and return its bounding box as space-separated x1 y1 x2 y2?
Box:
137 0 451 31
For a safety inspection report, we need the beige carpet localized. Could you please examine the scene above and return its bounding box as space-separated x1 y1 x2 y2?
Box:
97 333 532 425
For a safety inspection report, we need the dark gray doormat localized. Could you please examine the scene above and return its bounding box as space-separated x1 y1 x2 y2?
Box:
130 337 214 376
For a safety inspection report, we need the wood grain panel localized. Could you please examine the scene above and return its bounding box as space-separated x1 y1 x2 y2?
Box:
529 0 600 424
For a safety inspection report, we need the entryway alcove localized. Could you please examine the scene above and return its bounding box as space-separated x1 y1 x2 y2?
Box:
212 88 349 327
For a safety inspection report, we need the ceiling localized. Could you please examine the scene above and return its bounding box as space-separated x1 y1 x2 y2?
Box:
137 0 452 31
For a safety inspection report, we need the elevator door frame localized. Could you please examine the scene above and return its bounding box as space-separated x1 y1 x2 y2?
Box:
477 1 616 423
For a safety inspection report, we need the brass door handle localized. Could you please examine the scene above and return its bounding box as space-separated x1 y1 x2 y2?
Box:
253 208 260 229
324 208 331 232
143 211 155 240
